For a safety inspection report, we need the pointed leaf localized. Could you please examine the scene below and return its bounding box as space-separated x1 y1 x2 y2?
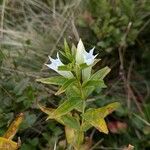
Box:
82 80 106 88
36 76 67 85
61 115 80 129
38 104 80 129
38 104 54 119
58 63 73 71
91 66 111 80
71 44 76 56
53 97 82 117
64 39 70 53
95 102 120 118
83 111 108 134
55 78 76 95
83 102 120 119
92 59 101 67
66 85 81 99
64 39 73 61
81 121 92 132
91 118 108 134
82 102 120 133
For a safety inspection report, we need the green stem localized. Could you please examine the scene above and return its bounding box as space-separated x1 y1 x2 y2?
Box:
77 81 86 148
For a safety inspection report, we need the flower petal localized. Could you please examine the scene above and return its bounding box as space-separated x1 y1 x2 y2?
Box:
84 47 97 65
76 39 86 64
46 54 74 78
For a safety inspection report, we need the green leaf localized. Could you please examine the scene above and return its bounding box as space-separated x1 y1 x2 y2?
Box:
66 85 81 99
60 115 80 129
64 39 73 61
97 102 120 118
58 63 73 71
55 78 76 95
83 86 95 98
82 80 106 88
71 44 76 56
91 66 111 80
75 130 84 147
92 59 101 67
81 121 92 132
53 97 82 117
36 76 67 85
83 111 108 134
38 104 54 118
82 102 120 134
38 104 80 129
83 102 120 119
92 118 108 134
79 63 89 69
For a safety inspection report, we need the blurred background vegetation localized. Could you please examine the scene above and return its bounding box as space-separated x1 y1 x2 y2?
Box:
0 0 150 149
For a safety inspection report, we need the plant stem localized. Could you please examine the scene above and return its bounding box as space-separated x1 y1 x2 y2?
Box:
77 81 86 147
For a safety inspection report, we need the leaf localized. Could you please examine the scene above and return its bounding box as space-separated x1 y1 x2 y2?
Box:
91 66 111 80
64 39 73 61
55 78 76 95
83 86 95 98
71 44 76 56
38 104 80 129
84 102 120 119
0 137 18 150
38 104 54 118
97 102 120 118
38 97 82 119
81 121 92 132
82 102 120 134
3 113 24 140
82 80 106 88
66 85 81 99
92 118 108 134
82 79 107 99
65 126 75 144
75 130 84 147
36 76 67 85
60 115 80 130
65 127 84 148
92 59 101 67
58 63 73 71
53 97 82 117
79 63 89 69
83 113 108 134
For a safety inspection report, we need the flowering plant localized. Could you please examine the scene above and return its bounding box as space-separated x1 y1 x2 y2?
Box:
37 39 120 149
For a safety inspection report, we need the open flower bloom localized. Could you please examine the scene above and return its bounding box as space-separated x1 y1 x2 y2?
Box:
46 53 74 78
76 39 97 65
76 39 97 81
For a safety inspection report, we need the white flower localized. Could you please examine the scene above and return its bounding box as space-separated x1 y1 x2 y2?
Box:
76 39 97 81
46 53 74 78
84 47 97 65
76 39 97 65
